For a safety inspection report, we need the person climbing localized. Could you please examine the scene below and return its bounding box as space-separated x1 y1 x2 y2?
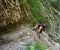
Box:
31 21 47 38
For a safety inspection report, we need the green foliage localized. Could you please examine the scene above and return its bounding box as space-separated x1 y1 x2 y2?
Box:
26 45 35 50
51 0 60 10
26 41 46 50
28 0 51 31
28 0 50 27
57 39 60 43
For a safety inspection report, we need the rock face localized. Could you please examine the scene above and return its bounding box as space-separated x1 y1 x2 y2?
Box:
0 25 60 50
40 31 60 50
0 25 39 50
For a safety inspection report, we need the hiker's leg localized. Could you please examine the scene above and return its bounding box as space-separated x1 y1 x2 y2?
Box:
36 26 43 38
37 26 43 33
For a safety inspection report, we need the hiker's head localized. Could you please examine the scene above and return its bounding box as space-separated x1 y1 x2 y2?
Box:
40 21 47 27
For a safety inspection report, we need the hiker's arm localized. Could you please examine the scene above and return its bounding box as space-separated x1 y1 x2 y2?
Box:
31 24 39 29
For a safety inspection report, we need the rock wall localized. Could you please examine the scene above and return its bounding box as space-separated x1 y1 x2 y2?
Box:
0 25 60 50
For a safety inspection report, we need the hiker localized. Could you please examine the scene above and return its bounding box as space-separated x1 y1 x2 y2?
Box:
31 22 47 37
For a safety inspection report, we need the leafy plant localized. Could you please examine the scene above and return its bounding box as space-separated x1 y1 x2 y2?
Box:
26 40 46 50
